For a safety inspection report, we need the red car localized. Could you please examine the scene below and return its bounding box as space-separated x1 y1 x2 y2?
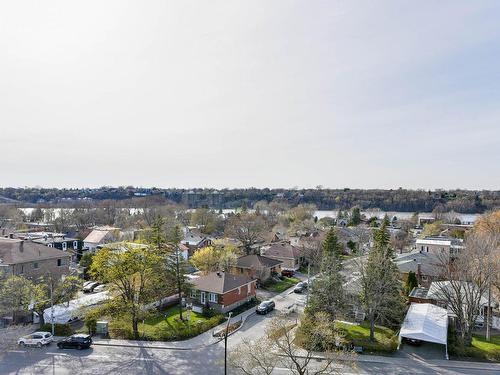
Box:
281 270 295 278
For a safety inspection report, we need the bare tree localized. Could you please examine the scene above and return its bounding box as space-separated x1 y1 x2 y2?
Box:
229 338 277 375
434 218 499 346
225 213 267 255
0 325 34 354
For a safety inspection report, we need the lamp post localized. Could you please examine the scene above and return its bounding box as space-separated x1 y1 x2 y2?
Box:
224 312 233 375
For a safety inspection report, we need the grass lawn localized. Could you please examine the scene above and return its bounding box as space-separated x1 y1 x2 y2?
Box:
335 321 399 354
449 334 500 361
263 277 301 293
108 305 225 341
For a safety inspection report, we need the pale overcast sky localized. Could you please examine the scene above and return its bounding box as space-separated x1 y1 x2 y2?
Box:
1 1 499 190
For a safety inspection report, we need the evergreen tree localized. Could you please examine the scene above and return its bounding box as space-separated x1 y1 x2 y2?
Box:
360 221 405 340
308 228 345 318
405 271 418 296
350 207 361 226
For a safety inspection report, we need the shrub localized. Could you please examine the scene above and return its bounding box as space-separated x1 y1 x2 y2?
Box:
39 323 73 336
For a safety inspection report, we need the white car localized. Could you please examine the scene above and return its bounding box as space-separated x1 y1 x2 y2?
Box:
93 284 107 293
18 332 53 347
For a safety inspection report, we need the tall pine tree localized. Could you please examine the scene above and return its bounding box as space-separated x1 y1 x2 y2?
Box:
308 228 345 318
360 221 405 340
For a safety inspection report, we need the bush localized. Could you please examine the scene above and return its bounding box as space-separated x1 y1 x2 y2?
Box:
39 323 73 336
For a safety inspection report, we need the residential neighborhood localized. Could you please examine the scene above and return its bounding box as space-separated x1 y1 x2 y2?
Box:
1 1 500 374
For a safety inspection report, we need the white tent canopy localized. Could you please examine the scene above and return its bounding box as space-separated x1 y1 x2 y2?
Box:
43 291 110 324
399 303 449 359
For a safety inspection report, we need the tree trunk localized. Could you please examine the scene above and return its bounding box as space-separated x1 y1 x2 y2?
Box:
176 249 183 321
369 315 375 341
132 316 139 339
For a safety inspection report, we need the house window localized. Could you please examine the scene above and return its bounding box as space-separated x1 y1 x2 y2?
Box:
73 241 78 249
190 289 197 298
62 242 67 251
57 259 62 267
20 265 24 274
200 291 206 304
33 262 39 269
48 243 53 248
421 275 428 282
209 293 217 303
247 283 251 294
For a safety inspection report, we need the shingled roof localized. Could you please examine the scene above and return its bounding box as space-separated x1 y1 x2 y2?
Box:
0 238 71 265
262 242 301 259
236 254 282 269
190 272 255 294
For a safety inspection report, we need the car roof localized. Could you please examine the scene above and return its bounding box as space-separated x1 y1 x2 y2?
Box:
71 334 91 338
33 331 52 335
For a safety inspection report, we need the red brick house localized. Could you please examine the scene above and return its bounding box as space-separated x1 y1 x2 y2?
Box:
232 255 282 283
188 272 256 313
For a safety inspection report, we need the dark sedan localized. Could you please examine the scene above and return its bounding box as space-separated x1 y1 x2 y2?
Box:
57 334 92 350
256 300 276 315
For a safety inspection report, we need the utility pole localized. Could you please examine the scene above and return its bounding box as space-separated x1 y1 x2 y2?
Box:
486 283 491 341
224 312 233 375
305 263 311 307
50 278 54 336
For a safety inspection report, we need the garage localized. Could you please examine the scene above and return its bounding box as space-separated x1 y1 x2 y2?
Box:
399 303 449 359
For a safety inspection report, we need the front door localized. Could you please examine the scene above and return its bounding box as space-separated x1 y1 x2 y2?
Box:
200 291 206 304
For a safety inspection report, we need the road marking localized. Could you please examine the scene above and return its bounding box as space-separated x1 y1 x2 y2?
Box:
46 352 69 356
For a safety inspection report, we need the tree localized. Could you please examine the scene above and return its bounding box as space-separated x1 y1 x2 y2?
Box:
229 338 277 375
359 221 405 341
405 271 418 296
420 221 443 238
79 252 94 280
0 275 34 323
434 211 499 346
190 208 220 234
55 276 81 307
189 245 238 274
90 245 163 339
225 213 267 255
308 228 345 319
350 207 361 226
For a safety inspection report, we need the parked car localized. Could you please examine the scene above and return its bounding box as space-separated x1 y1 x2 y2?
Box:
57 334 93 350
93 284 107 293
256 300 276 315
82 281 95 288
281 270 295 278
293 282 307 293
403 337 423 346
18 332 53 347
82 281 99 293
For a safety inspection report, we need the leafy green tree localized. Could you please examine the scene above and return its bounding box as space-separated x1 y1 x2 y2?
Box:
0 275 34 322
308 228 345 318
79 252 94 280
90 246 163 339
359 221 405 340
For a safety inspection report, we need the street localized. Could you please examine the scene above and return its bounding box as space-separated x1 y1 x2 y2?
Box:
2 288 499 374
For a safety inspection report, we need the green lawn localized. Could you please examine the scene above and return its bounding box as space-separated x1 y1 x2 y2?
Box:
263 277 301 293
108 305 225 341
335 321 399 354
449 334 500 361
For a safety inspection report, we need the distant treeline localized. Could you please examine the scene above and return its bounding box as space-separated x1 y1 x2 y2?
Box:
0 187 498 213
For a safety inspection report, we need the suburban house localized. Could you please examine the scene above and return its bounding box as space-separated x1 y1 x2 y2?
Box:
261 242 302 271
0 237 71 281
180 229 212 257
188 271 256 313
415 236 464 255
395 250 442 287
408 281 499 330
83 226 120 252
232 254 282 283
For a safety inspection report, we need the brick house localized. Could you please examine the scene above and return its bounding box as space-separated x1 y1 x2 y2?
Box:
0 237 71 281
232 254 282 283
261 242 302 271
188 272 256 313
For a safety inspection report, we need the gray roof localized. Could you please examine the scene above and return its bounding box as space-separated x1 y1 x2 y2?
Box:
262 243 301 259
191 272 255 294
0 238 71 265
395 251 442 277
236 255 282 269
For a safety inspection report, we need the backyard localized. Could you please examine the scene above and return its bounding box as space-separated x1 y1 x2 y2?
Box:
335 321 399 354
262 277 301 293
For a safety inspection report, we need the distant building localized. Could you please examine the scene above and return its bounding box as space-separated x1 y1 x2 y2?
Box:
261 242 302 271
415 236 464 255
83 226 120 252
181 190 223 208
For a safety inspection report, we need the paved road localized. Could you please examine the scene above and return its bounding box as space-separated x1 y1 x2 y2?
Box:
1 284 499 375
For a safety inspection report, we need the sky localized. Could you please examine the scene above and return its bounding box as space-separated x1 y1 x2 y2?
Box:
1 1 499 190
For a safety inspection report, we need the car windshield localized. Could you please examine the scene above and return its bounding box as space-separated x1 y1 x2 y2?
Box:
44 334 51 338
